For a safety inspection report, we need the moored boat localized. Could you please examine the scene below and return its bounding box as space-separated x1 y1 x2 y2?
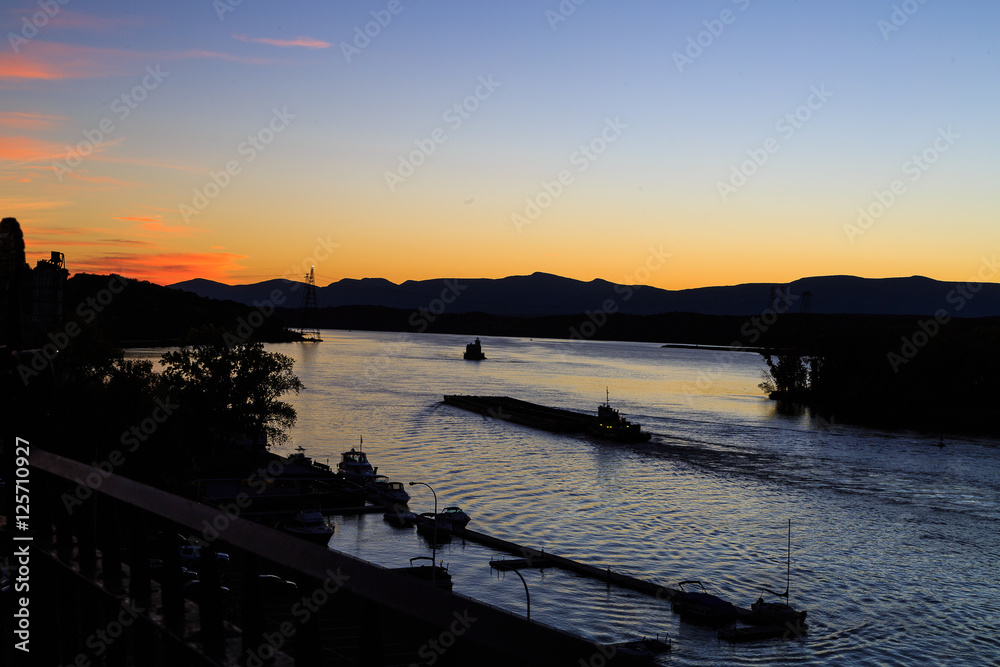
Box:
275 511 334 544
390 556 452 590
337 442 377 483
671 580 737 626
364 474 411 507
748 519 808 626
383 510 417 527
435 506 470 528
415 512 453 538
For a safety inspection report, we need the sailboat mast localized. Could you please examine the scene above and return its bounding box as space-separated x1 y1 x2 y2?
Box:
786 518 792 603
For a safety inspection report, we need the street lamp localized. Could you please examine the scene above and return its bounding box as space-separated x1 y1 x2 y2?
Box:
491 563 531 623
409 481 440 583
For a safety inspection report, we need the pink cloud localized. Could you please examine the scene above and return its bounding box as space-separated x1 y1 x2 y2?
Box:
0 41 273 81
44 11 145 32
233 34 332 49
0 133 66 161
0 111 68 130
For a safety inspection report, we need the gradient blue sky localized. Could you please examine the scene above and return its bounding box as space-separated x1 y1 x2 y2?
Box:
2 0 998 288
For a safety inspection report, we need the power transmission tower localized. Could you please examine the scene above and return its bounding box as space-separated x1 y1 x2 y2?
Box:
298 266 322 342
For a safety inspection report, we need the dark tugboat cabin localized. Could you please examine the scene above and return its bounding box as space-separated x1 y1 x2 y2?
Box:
591 389 651 442
463 337 486 360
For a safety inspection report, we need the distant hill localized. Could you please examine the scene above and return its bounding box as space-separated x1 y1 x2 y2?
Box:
67 274 301 346
168 272 1000 318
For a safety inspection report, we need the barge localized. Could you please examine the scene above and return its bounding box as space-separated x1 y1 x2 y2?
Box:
441 394 651 442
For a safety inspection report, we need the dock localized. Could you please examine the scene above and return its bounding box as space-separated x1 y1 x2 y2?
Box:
456 525 682 602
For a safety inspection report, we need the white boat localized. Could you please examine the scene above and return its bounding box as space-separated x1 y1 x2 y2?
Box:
337 444 377 482
364 474 410 507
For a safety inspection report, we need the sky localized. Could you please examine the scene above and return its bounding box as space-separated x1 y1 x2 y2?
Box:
2 0 998 289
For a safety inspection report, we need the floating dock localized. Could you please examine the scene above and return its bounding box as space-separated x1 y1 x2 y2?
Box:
457 525 681 600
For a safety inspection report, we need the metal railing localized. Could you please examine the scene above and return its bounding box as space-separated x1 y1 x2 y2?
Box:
14 449 607 666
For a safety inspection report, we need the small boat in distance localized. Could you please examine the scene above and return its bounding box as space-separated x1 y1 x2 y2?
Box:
463 337 486 360
591 388 651 442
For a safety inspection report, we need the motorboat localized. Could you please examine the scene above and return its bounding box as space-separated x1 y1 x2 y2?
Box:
435 506 470 528
275 511 334 544
390 556 452 590
364 474 411 507
337 444 377 483
383 510 417 528
415 512 453 538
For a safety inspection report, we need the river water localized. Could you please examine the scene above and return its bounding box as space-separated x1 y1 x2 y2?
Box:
155 331 1000 665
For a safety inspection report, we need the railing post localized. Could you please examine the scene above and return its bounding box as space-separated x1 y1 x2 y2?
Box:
240 552 264 663
99 496 124 595
198 544 225 661
78 492 98 579
295 587 323 667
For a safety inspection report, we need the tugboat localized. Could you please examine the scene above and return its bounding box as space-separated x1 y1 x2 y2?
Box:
336 438 377 483
463 337 486 360
591 389 651 442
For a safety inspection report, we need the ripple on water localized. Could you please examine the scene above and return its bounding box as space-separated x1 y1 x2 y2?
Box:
260 334 1000 667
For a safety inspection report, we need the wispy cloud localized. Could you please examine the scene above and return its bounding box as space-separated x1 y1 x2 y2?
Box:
0 198 71 212
29 226 114 236
232 33 332 49
114 215 161 223
64 171 137 186
0 111 68 130
0 42 131 80
44 11 145 32
112 215 208 236
0 42 273 81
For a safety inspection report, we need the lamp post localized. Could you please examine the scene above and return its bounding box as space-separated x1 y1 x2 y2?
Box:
409 481 439 583
509 569 531 623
